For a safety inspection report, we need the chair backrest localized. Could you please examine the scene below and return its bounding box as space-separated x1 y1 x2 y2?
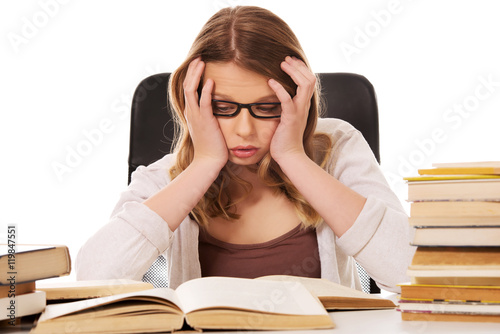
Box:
128 72 381 293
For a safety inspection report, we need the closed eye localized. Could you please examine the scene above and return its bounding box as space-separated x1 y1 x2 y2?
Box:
254 104 282 115
255 105 279 113
212 102 237 113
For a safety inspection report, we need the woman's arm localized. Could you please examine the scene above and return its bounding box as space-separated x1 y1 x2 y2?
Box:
143 158 221 232
268 57 414 290
286 122 414 290
145 58 228 232
77 58 227 280
76 156 180 281
275 152 366 237
268 57 365 236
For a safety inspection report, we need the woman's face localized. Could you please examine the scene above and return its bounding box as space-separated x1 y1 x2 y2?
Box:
203 62 281 166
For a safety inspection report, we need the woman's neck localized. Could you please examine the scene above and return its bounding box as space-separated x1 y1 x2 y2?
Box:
206 164 301 244
225 163 269 200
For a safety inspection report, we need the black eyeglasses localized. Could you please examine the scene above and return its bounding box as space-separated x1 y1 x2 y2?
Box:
211 100 282 119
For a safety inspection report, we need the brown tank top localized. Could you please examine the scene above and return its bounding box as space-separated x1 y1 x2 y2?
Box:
198 224 321 279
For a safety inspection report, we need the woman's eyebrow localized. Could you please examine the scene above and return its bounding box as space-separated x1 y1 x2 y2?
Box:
254 95 280 102
212 94 279 102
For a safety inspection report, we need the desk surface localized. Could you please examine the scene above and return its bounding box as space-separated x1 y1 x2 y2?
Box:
329 308 499 334
206 308 500 334
5 308 500 334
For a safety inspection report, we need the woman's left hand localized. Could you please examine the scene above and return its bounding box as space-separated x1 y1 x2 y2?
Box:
268 56 317 164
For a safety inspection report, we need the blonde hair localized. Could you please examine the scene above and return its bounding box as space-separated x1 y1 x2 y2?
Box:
168 6 332 227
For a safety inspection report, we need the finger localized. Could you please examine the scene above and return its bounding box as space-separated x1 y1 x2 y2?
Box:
199 78 214 116
285 56 316 83
280 57 316 105
184 57 202 93
185 58 204 96
268 78 294 115
184 58 205 112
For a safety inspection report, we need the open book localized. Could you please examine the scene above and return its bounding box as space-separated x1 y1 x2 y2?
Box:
258 275 395 310
31 276 334 333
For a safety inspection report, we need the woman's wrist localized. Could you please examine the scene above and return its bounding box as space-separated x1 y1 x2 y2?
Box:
272 149 309 171
191 156 227 179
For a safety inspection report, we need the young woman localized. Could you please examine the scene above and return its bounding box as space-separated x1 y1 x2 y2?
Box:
76 6 415 292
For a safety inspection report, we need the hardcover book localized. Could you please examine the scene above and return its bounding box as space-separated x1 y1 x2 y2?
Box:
410 200 500 217
398 298 500 323
399 283 500 302
0 281 35 298
405 178 500 202
36 279 154 301
0 290 46 321
400 312 500 323
406 246 500 286
419 161 500 175
408 246 500 270
0 244 71 285
411 227 500 246
398 299 500 315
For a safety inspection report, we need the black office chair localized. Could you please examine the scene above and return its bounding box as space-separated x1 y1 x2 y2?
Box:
128 72 381 294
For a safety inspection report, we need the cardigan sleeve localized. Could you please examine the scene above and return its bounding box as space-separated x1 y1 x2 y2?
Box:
76 155 176 281
320 119 416 292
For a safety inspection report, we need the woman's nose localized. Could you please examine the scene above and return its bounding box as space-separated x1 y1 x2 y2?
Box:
233 107 256 137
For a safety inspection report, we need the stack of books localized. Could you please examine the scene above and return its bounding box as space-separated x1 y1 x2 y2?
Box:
398 161 500 323
0 244 71 327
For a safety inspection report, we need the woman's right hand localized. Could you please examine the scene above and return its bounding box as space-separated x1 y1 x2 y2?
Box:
183 57 228 171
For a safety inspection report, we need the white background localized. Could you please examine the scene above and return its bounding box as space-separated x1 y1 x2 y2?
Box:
1 0 499 280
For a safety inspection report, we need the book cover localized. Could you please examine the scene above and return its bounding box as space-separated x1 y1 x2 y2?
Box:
408 275 500 286
410 201 500 218
418 165 500 176
406 246 500 286
406 178 500 202
36 279 154 301
401 311 500 323
0 290 46 321
409 247 500 270
411 227 500 247
431 161 500 169
0 244 71 285
0 282 35 298
399 283 500 303
405 174 500 182
409 216 500 227
398 299 500 315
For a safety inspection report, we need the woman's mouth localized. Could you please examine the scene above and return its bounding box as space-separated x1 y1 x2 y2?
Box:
230 146 259 158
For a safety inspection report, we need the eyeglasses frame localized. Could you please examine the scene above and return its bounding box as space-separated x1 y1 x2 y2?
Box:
211 99 282 119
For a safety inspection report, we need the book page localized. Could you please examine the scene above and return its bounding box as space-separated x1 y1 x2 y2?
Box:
257 275 380 300
175 277 327 316
38 288 183 321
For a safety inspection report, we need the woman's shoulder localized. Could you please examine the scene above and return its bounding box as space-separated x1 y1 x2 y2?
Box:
315 117 360 139
130 153 177 186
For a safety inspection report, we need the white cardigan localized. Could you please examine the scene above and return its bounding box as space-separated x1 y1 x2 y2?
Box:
76 118 416 292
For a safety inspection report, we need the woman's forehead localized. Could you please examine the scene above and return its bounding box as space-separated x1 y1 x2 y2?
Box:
203 62 277 102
